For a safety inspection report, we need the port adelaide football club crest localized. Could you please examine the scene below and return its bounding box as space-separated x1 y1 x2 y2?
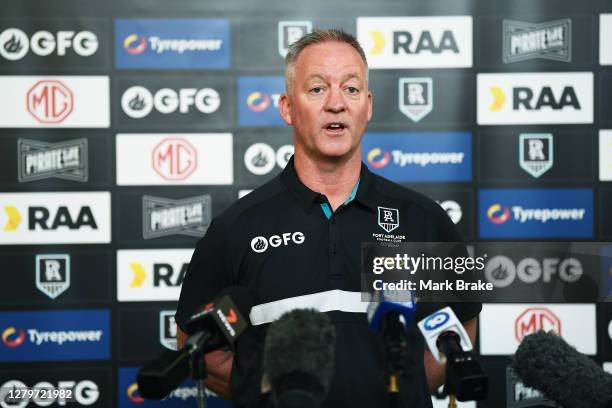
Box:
142 195 212 239
519 133 553 178
36 254 70 299
398 78 433 122
159 310 177 350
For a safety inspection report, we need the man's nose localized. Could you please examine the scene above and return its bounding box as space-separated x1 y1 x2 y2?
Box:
324 87 346 112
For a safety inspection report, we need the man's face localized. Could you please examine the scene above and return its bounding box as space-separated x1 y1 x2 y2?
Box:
279 41 372 162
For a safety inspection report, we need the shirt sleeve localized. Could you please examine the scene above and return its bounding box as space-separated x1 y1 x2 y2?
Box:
175 217 233 334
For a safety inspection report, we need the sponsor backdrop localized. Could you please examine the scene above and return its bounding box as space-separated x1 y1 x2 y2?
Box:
0 1 610 407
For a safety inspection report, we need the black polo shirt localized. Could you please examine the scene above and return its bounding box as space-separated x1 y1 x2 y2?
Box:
176 157 481 408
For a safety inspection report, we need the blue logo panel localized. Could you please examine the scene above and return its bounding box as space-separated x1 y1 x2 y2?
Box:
115 19 230 69
478 188 593 239
118 367 231 407
362 132 472 182
0 310 110 362
238 76 286 126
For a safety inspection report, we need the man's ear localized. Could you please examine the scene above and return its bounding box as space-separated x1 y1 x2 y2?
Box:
278 93 293 125
366 90 373 122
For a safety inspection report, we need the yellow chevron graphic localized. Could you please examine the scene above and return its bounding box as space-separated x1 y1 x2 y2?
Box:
129 263 146 288
3 206 21 231
489 87 506 112
369 31 385 55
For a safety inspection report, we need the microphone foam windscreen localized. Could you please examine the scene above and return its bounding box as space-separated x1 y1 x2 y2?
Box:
263 309 336 395
512 331 612 408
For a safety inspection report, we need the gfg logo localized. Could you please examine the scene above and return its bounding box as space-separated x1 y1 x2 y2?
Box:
121 86 220 119
0 379 99 407
423 312 450 331
250 232 305 253
0 28 98 61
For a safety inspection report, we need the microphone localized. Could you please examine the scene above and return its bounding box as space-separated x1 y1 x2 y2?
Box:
417 304 487 401
512 331 612 408
137 286 253 399
367 289 416 398
263 309 336 408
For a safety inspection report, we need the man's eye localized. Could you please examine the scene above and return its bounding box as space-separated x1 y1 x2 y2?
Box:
347 86 359 94
311 87 323 94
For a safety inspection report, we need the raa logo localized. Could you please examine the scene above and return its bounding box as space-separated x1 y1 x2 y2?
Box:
3 206 97 231
369 29 459 56
129 262 187 288
489 86 580 112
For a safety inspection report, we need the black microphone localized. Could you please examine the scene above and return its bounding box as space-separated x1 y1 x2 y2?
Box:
512 330 612 408
263 309 336 408
417 303 487 401
137 286 253 399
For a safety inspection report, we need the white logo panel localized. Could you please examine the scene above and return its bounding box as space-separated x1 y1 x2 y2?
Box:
116 133 233 185
479 304 596 356
0 76 109 128
0 192 110 244
477 72 593 125
600 130 612 181
357 16 472 69
116 249 193 301
600 14 612 65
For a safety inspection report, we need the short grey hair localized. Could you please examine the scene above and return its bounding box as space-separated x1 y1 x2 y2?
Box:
284 29 369 93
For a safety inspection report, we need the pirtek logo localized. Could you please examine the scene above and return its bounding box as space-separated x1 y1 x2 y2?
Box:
27 80 74 123
489 86 580 112
2 206 97 231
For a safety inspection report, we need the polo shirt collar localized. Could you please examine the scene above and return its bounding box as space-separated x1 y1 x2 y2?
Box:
280 156 377 213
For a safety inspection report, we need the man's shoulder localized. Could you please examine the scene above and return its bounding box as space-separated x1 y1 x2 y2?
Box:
212 175 286 230
369 172 448 221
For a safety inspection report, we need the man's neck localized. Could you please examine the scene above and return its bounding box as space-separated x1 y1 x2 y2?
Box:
293 149 362 211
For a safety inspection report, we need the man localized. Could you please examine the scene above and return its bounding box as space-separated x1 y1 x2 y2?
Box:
176 29 480 407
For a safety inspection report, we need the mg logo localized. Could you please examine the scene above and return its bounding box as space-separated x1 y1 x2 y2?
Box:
152 138 197 180
515 307 561 342
27 80 74 123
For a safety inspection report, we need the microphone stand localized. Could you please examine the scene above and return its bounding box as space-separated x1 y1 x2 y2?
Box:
381 312 409 408
185 331 211 408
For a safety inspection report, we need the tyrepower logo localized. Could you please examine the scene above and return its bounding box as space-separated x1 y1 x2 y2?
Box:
479 304 596 355
116 134 233 185
238 76 285 126
479 188 593 238
0 76 109 128
118 367 218 408
0 310 110 362
356 16 472 68
477 72 593 125
600 14 612 65
362 132 472 182
115 19 230 69
117 249 193 301
0 192 111 244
